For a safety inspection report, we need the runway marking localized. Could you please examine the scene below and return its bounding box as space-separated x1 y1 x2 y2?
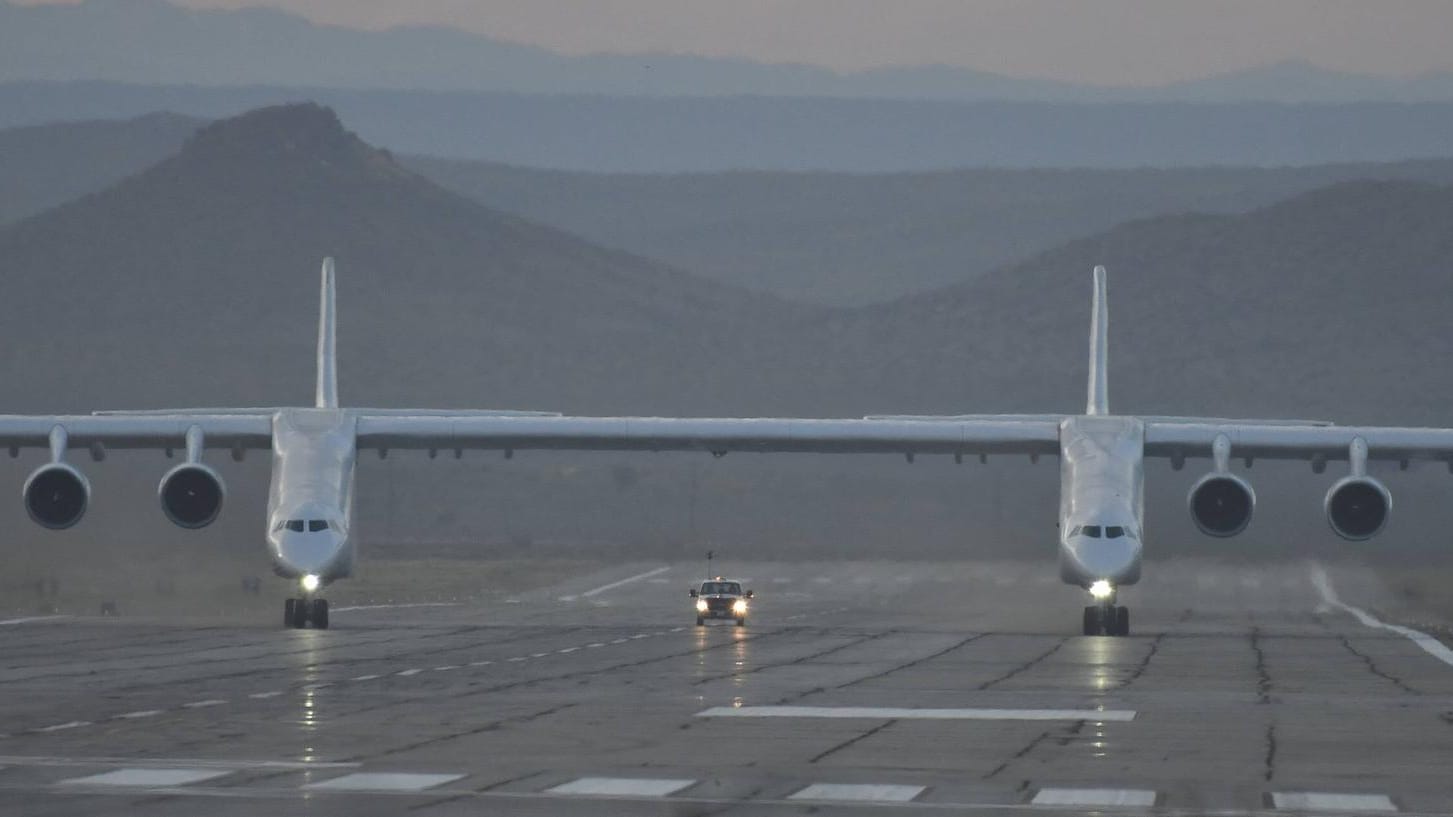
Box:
303 683 332 691
791 783 925 802
303 772 464 792
329 602 461 612
1272 792 1397 812
433 665 460 672
182 699 226 709
1032 788 1156 807
350 674 382 682
0 615 70 626
114 710 163 720
33 721 90 733
397 668 424 676
558 647 579 653
1312 564 1453 669
531 652 550 658
469 660 493 667
0 754 360 770
698 706 1135 721
586 642 605 648
580 566 672 598
248 691 282 699
508 657 527 662
548 777 696 797
60 768 231 788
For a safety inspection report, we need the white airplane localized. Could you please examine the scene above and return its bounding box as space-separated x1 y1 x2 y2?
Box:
5 261 1449 633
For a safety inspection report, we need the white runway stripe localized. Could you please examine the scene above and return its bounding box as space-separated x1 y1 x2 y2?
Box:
61 768 232 787
1272 792 1397 812
1032 788 1156 807
304 772 464 791
698 706 1135 721
790 783 925 802
0 615 70 626
115 710 163 720
581 566 672 598
330 602 460 612
1312 564 1453 669
33 721 89 733
548 777 696 797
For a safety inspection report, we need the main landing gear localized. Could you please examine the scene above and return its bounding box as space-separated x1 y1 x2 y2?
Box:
284 597 329 629
1082 580 1128 636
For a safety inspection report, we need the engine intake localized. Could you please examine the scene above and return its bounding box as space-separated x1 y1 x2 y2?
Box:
1325 476 1390 541
159 464 226 529
24 464 90 530
1187 473 1255 537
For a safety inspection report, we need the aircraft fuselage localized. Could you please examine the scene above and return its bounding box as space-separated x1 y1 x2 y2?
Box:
265 408 357 587
1058 415 1144 589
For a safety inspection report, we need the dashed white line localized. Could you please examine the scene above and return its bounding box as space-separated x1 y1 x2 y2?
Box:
586 643 605 648
397 668 424 676
61 768 232 787
350 674 381 682
791 783 925 802
0 615 71 626
531 652 550 658
329 602 461 612
182 699 227 709
1033 788 1157 807
115 710 163 720
1312 564 1453 669
1272 792 1397 812
249 691 283 699
507 657 527 663
469 660 493 667
433 665 460 672
558 647 579 654
304 772 464 792
549 777 696 797
303 683 332 691
34 721 90 733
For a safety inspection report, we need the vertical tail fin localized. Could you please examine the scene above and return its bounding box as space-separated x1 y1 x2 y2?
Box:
316 257 338 409
1086 265 1109 416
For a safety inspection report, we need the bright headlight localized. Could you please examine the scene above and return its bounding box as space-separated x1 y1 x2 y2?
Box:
732 599 748 614
301 574 321 593
1089 580 1114 600
695 599 708 612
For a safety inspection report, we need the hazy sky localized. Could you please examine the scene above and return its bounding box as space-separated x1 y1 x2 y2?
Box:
19 0 1453 85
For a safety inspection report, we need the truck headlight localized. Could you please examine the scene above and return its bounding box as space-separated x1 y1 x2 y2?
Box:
732 599 748 614
695 599 708 613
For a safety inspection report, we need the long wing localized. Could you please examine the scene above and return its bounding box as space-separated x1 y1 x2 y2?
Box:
0 415 272 455
356 415 1063 457
1145 422 1453 465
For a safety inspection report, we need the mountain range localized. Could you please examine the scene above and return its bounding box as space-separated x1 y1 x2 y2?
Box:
5 0 1453 104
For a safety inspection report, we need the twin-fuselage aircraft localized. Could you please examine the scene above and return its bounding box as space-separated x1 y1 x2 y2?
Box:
6 261 1448 632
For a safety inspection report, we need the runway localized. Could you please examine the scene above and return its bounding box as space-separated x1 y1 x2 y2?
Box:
1 558 1452 816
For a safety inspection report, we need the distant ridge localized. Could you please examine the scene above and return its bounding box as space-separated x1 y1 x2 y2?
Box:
4 1 1453 103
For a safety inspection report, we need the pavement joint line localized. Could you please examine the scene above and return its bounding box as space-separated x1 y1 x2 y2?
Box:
698 706 1136 721
579 565 672 598
1311 563 1453 669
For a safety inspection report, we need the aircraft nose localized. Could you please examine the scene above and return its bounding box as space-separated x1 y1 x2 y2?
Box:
274 531 345 577
1072 537 1141 582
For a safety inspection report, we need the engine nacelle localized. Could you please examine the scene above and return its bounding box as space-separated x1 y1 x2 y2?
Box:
1325 476 1391 541
23 463 90 530
1187 473 1255 538
158 463 226 529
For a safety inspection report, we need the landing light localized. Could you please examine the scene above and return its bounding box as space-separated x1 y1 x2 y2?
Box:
301 574 320 593
1089 580 1114 600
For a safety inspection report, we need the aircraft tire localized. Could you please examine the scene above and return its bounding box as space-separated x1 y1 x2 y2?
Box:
284 598 297 628
289 598 308 629
312 599 329 630
736 617 746 627
696 617 704 626
1115 606 1129 637
1082 606 1101 636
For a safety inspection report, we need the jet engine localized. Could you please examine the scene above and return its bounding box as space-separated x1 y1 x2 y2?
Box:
23 463 90 530
1325 476 1391 541
159 463 226 529
1187 472 1255 537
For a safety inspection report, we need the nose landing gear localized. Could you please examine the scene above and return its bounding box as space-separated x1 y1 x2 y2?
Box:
1082 581 1129 636
284 597 330 629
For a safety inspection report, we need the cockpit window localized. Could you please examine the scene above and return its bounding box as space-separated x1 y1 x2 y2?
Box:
1106 526 1125 539
1081 525 1102 538
285 519 305 532
309 520 329 532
